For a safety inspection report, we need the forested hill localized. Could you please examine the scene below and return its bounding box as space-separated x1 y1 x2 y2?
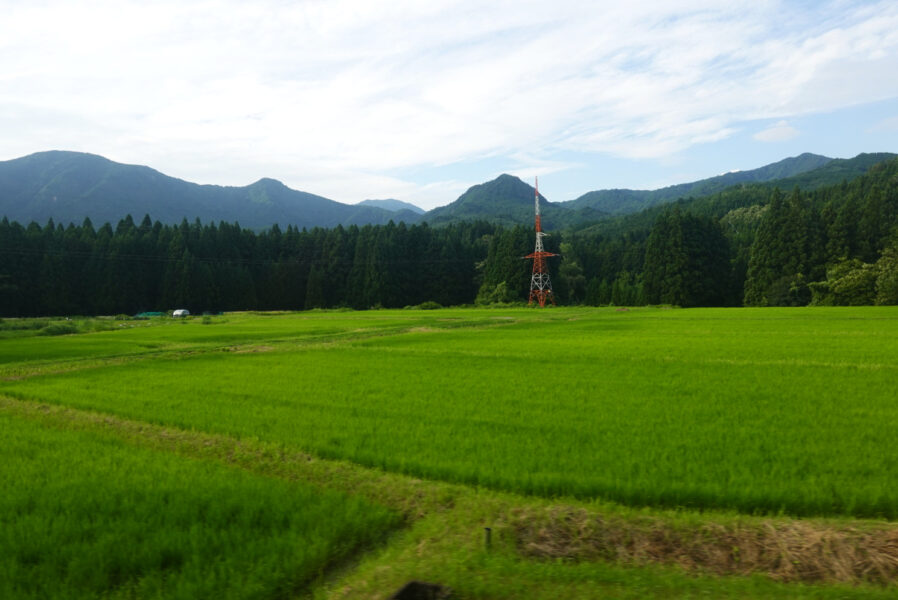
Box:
564 152 835 216
564 156 898 308
424 173 606 228
0 151 412 230
763 152 897 191
421 154 890 228
574 152 898 239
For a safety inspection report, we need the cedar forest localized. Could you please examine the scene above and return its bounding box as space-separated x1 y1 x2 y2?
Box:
1 158 896 317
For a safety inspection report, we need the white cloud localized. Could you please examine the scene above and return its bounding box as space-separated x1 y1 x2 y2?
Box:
1 0 897 208
753 120 800 142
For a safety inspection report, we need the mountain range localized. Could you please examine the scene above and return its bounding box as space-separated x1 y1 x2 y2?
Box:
0 151 413 230
0 150 894 230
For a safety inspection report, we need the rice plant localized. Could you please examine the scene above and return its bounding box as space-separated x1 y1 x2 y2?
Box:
4 306 898 518
0 413 398 599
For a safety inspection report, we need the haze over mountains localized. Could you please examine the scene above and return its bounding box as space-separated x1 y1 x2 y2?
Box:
0 150 894 230
357 198 425 215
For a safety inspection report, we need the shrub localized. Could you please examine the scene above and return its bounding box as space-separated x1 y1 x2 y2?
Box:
38 322 79 336
415 301 443 310
0 319 49 331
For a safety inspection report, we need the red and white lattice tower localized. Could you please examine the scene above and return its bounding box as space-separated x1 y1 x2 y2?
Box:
525 177 558 307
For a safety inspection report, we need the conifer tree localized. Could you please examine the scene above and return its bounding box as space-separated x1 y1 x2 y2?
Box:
643 207 730 306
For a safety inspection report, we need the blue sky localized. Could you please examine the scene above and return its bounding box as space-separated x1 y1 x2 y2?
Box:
1 0 897 209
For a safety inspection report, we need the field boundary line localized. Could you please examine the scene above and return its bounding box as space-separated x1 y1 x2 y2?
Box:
0 320 519 382
0 395 464 519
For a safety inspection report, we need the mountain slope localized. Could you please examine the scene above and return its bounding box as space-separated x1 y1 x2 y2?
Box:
760 152 896 191
572 153 898 239
565 153 834 216
0 151 407 229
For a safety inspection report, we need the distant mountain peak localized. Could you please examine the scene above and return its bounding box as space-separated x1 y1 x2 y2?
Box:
422 172 577 227
28 149 109 160
457 173 544 204
248 177 289 190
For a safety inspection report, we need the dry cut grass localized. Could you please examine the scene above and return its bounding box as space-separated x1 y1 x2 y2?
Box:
512 506 898 584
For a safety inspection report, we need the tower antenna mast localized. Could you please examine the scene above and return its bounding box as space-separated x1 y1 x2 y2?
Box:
525 176 558 307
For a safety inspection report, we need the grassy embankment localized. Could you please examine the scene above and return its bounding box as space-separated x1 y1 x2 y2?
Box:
3 307 898 598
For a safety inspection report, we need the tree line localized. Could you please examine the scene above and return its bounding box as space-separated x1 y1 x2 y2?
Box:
1 158 896 317
0 217 494 317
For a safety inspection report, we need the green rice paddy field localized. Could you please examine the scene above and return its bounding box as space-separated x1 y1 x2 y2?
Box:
0 412 398 600
3 306 898 598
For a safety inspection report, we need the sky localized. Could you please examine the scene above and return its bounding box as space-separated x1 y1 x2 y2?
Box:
1 0 897 210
